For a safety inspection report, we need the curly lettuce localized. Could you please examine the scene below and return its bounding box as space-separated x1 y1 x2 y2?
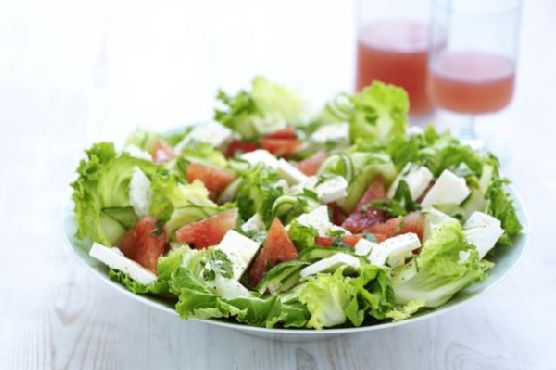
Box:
390 216 489 308
71 143 157 245
215 76 307 140
170 248 309 328
349 82 409 145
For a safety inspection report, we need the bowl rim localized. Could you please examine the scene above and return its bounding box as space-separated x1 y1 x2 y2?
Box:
61 182 529 336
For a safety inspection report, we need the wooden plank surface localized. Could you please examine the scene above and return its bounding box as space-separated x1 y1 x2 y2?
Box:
0 0 555 369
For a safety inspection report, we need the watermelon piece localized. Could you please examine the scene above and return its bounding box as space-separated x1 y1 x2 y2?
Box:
186 163 236 199
314 234 363 248
342 177 387 233
119 217 167 273
265 127 297 139
175 208 238 249
248 218 298 287
151 139 175 163
260 138 301 157
225 140 258 158
369 212 425 242
297 150 326 176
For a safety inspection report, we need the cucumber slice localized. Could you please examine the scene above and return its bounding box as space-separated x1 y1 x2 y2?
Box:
102 206 138 229
99 214 126 245
336 162 397 213
219 178 241 203
318 153 355 182
444 190 486 221
298 246 355 262
166 204 221 234
272 195 298 217
257 260 309 294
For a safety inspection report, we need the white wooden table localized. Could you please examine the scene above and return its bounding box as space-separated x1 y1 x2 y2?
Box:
1 1 555 369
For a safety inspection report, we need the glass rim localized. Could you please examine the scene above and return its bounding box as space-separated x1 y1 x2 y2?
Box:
433 0 523 16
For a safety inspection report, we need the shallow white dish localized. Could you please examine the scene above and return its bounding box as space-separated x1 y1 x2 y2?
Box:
61 186 529 341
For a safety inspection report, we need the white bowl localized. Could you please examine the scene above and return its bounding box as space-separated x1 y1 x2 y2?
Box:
61 186 529 341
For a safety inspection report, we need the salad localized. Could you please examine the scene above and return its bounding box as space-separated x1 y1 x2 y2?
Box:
71 77 522 330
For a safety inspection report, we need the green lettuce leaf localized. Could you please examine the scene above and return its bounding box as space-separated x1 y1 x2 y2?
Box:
234 165 284 226
390 216 489 308
485 178 523 245
349 82 409 145
250 76 306 124
125 128 190 152
297 268 357 329
109 245 190 296
170 249 309 328
149 245 191 295
175 141 228 169
215 76 307 140
288 219 318 251
71 142 156 245
108 269 151 294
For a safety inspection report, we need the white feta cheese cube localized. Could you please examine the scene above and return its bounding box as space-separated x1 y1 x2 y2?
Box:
240 213 266 233
174 121 232 151
463 211 504 258
213 275 250 299
240 149 279 169
295 176 348 204
330 225 352 235
129 167 152 218
124 144 152 161
217 230 261 280
354 238 378 257
295 206 334 236
300 253 361 279
89 243 157 285
421 169 470 208
369 232 421 268
387 164 434 201
315 176 348 203
276 158 308 184
310 123 349 143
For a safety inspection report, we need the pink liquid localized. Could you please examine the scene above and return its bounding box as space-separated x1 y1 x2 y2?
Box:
356 20 433 116
429 52 515 114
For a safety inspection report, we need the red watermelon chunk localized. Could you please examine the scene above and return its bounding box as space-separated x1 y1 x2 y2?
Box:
265 127 297 139
368 212 425 242
175 208 238 249
260 138 301 157
119 217 168 273
314 233 363 248
342 177 387 233
225 140 258 158
186 163 236 199
297 150 326 176
248 218 298 287
329 202 348 226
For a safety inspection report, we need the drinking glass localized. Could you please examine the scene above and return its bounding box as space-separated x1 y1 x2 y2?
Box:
428 0 523 141
355 0 433 117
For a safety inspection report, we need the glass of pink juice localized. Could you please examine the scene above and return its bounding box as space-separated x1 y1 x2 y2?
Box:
355 1 433 117
428 0 522 140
